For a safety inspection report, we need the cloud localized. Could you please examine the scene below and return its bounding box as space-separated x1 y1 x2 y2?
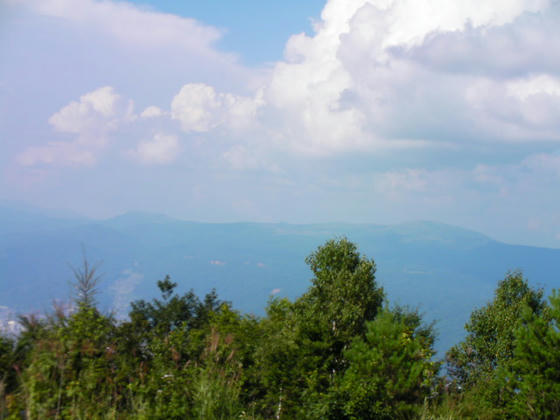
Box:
17 142 98 166
17 0 560 170
140 106 165 119
399 12 560 78
49 86 133 134
325 0 559 146
171 83 263 133
155 0 560 157
128 133 180 165
16 0 222 53
463 74 560 140
17 86 134 166
6 0 254 169
267 0 558 152
508 75 560 100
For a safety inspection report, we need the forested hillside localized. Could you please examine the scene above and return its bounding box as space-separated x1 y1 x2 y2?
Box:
1 239 558 419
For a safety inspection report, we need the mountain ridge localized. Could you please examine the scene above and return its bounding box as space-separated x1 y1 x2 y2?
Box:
1 204 559 353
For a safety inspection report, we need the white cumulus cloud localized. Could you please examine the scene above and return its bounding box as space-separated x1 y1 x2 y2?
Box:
170 0 559 158
17 86 134 166
49 86 133 134
140 106 165 119
128 133 180 165
171 83 263 133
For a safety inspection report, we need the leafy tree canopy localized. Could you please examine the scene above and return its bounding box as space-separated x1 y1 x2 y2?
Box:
446 271 545 387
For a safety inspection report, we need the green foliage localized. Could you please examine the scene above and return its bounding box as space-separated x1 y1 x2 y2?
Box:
252 297 301 418
250 238 387 418
0 335 15 391
6 239 560 419
129 275 223 336
119 276 226 419
0 334 16 418
446 271 545 388
335 307 439 420
301 237 384 342
298 238 385 416
71 254 102 309
192 327 243 419
503 290 560 419
444 272 552 419
21 306 119 419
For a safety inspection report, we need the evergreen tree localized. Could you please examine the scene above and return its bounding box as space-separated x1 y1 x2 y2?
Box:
70 254 102 309
334 307 439 419
506 290 560 419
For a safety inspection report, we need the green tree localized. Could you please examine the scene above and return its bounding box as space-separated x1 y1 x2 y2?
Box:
298 238 384 411
70 254 102 309
335 307 439 419
255 238 385 418
119 277 229 419
252 297 301 418
300 237 384 343
504 290 560 419
129 276 223 336
445 272 547 418
21 306 119 419
447 271 545 388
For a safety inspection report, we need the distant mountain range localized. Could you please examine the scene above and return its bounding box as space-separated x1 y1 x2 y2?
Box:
1 204 559 354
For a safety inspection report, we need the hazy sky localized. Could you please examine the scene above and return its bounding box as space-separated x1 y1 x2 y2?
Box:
1 0 560 247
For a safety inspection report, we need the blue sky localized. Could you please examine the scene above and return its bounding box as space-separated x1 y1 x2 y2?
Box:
127 0 326 64
1 0 560 248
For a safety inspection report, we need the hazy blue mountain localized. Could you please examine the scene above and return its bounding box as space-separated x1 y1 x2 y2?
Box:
1 205 559 354
0 201 87 235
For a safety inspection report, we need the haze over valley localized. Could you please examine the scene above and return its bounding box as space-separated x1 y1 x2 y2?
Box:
2 203 558 354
